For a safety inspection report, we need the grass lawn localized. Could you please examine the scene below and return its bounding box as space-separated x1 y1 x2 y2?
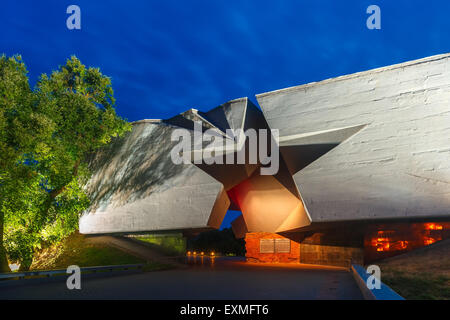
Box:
381 269 450 300
133 233 186 256
30 232 169 272
377 239 450 300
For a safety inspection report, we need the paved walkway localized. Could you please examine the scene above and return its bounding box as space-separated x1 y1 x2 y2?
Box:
0 257 363 300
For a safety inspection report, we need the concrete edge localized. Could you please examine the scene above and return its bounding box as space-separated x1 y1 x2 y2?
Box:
0 268 144 288
131 119 162 125
351 264 405 300
256 53 450 99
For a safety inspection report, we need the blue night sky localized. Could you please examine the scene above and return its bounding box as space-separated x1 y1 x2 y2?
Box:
1 0 450 228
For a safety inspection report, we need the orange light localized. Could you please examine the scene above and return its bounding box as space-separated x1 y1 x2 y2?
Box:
399 241 408 249
201 251 204 256
193 251 197 255
187 251 191 255
373 232 393 252
211 252 215 256
425 223 443 230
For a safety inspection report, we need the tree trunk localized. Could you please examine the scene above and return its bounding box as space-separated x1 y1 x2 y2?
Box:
0 211 10 273
18 258 32 271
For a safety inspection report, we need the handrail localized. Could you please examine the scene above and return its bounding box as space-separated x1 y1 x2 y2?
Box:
0 263 145 280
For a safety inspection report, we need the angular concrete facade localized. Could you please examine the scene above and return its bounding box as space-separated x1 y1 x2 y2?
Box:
257 53 450 226
80 54 450 236
79 119 226 234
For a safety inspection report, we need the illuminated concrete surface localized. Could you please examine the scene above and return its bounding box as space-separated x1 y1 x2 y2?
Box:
80 98 326 235
80 53 450 236
79 120 225 234
257 53 450 225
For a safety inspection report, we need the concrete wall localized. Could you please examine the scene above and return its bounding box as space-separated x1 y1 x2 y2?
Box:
79 121 224 234
80 54 450 236
245 232 363 267
245 232 301 263
300 244 363 268
256 54 450 224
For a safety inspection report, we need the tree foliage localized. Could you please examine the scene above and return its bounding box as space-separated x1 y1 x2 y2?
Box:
0 55 130 271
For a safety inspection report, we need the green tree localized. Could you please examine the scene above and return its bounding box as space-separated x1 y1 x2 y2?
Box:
0 55 130 271
0 55 48 272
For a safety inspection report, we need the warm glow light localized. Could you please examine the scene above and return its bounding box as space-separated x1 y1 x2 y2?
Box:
187 251 191 255
201 251 204 256
193 251 197 255
376 242 390 251
226 171 310 233
211 251 215 256
425 223 443 230
367 222 449 263
372 231 398 252
399 241 408 249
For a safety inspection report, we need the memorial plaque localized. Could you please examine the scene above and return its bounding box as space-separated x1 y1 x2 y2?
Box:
259 239 275 253
275 238 290 253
